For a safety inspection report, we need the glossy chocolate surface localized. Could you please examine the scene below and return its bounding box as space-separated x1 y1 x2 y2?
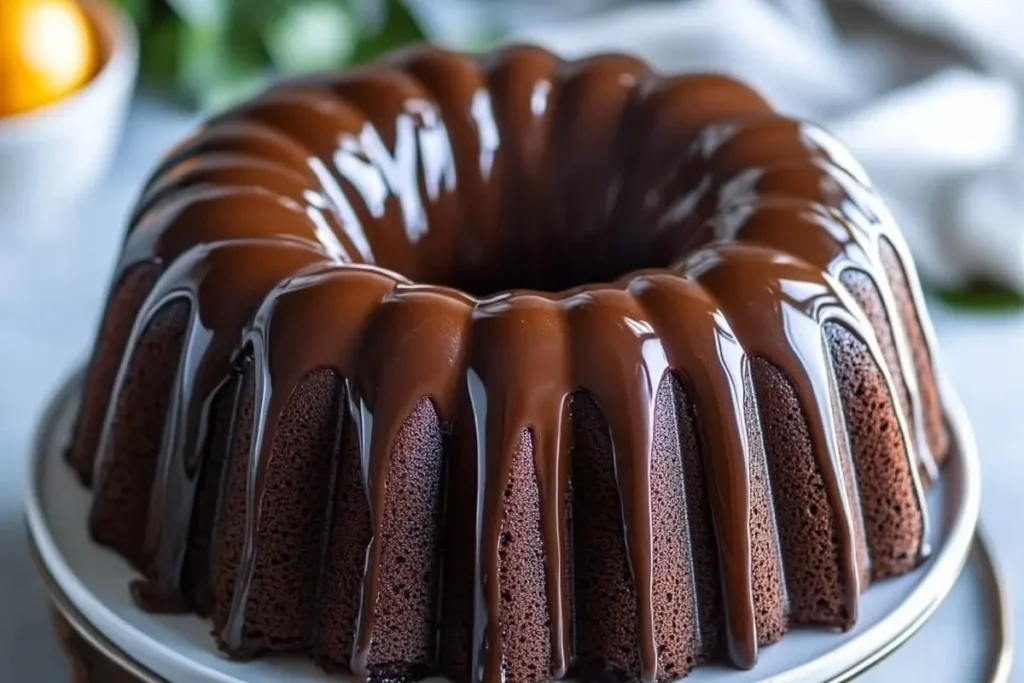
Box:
85 44 956 681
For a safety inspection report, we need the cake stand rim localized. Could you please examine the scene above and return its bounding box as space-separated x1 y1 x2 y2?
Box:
24 366 986 682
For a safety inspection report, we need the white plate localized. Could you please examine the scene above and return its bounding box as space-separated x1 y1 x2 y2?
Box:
25 370 981 682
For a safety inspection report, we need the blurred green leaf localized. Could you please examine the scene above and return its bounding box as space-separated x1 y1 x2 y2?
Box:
112 0 151 25
264 1 357 74
461 26 508 52
178 23 229 94
178 21 270 110
165 0 227 28
936 282 1024 311
200 70 269 112
124 0 425 109
138 17 183 86
349 0 425 64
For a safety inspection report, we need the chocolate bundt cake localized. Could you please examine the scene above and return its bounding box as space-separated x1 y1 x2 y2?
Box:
67 44 958 681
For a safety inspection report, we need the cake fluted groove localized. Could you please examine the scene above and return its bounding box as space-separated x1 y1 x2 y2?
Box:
211 87 404 265
92 240 328 610
132 155 357 264
605 75 773 263
684 243 869 633
481 45 562 290
66 263 161 483
708 194 931 570
467 293 574 680
120 186 335 267
714 165 939 484
134 153 318 221
218 266 401 654
709 192 937 484
385 45 504 296
547 53 652 274
348 287 472 675
566 287 669 681
647 110 943 483
628 273 755 670
142 120 314 201
274 66 460 277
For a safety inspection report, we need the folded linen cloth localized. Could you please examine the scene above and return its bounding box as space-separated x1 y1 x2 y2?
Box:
421 0 1024 293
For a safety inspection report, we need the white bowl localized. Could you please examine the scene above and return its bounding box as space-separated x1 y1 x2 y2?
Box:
0 0 138 230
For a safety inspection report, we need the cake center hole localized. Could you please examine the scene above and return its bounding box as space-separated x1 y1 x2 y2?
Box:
411 224 688 298
328 109 708 296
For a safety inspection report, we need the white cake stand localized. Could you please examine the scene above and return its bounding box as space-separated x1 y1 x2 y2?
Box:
24 370 1003 682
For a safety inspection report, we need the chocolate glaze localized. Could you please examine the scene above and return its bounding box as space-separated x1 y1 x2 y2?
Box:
75 44 958 681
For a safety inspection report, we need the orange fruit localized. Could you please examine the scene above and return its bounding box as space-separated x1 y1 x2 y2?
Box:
0 0 98 116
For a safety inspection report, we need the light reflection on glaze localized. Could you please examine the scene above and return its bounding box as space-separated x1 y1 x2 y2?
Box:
72 43 959 683
470 89 500 180
308 155 373 262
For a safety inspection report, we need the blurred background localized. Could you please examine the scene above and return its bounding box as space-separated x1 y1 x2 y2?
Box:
1 0 1023 680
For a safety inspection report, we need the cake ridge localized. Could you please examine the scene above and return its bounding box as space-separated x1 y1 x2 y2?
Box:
137 120 317 218
65 179 345 488
735 153 934 472
67 43 961 682
90 239 329 611
133 154 318 225
628 271 755 669
708 191 939 482
672 111 945 482
684 243 871 661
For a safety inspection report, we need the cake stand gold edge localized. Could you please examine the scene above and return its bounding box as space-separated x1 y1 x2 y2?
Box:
977 527 1014 683
824 527 1013 683
27 528 167 683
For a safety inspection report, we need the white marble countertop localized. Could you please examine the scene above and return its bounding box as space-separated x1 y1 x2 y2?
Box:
0 100 1019 681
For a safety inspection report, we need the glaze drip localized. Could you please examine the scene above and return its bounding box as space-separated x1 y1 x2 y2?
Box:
71 44 959 683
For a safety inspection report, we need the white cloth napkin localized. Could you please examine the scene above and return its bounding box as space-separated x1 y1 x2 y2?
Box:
473 0 1024 292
